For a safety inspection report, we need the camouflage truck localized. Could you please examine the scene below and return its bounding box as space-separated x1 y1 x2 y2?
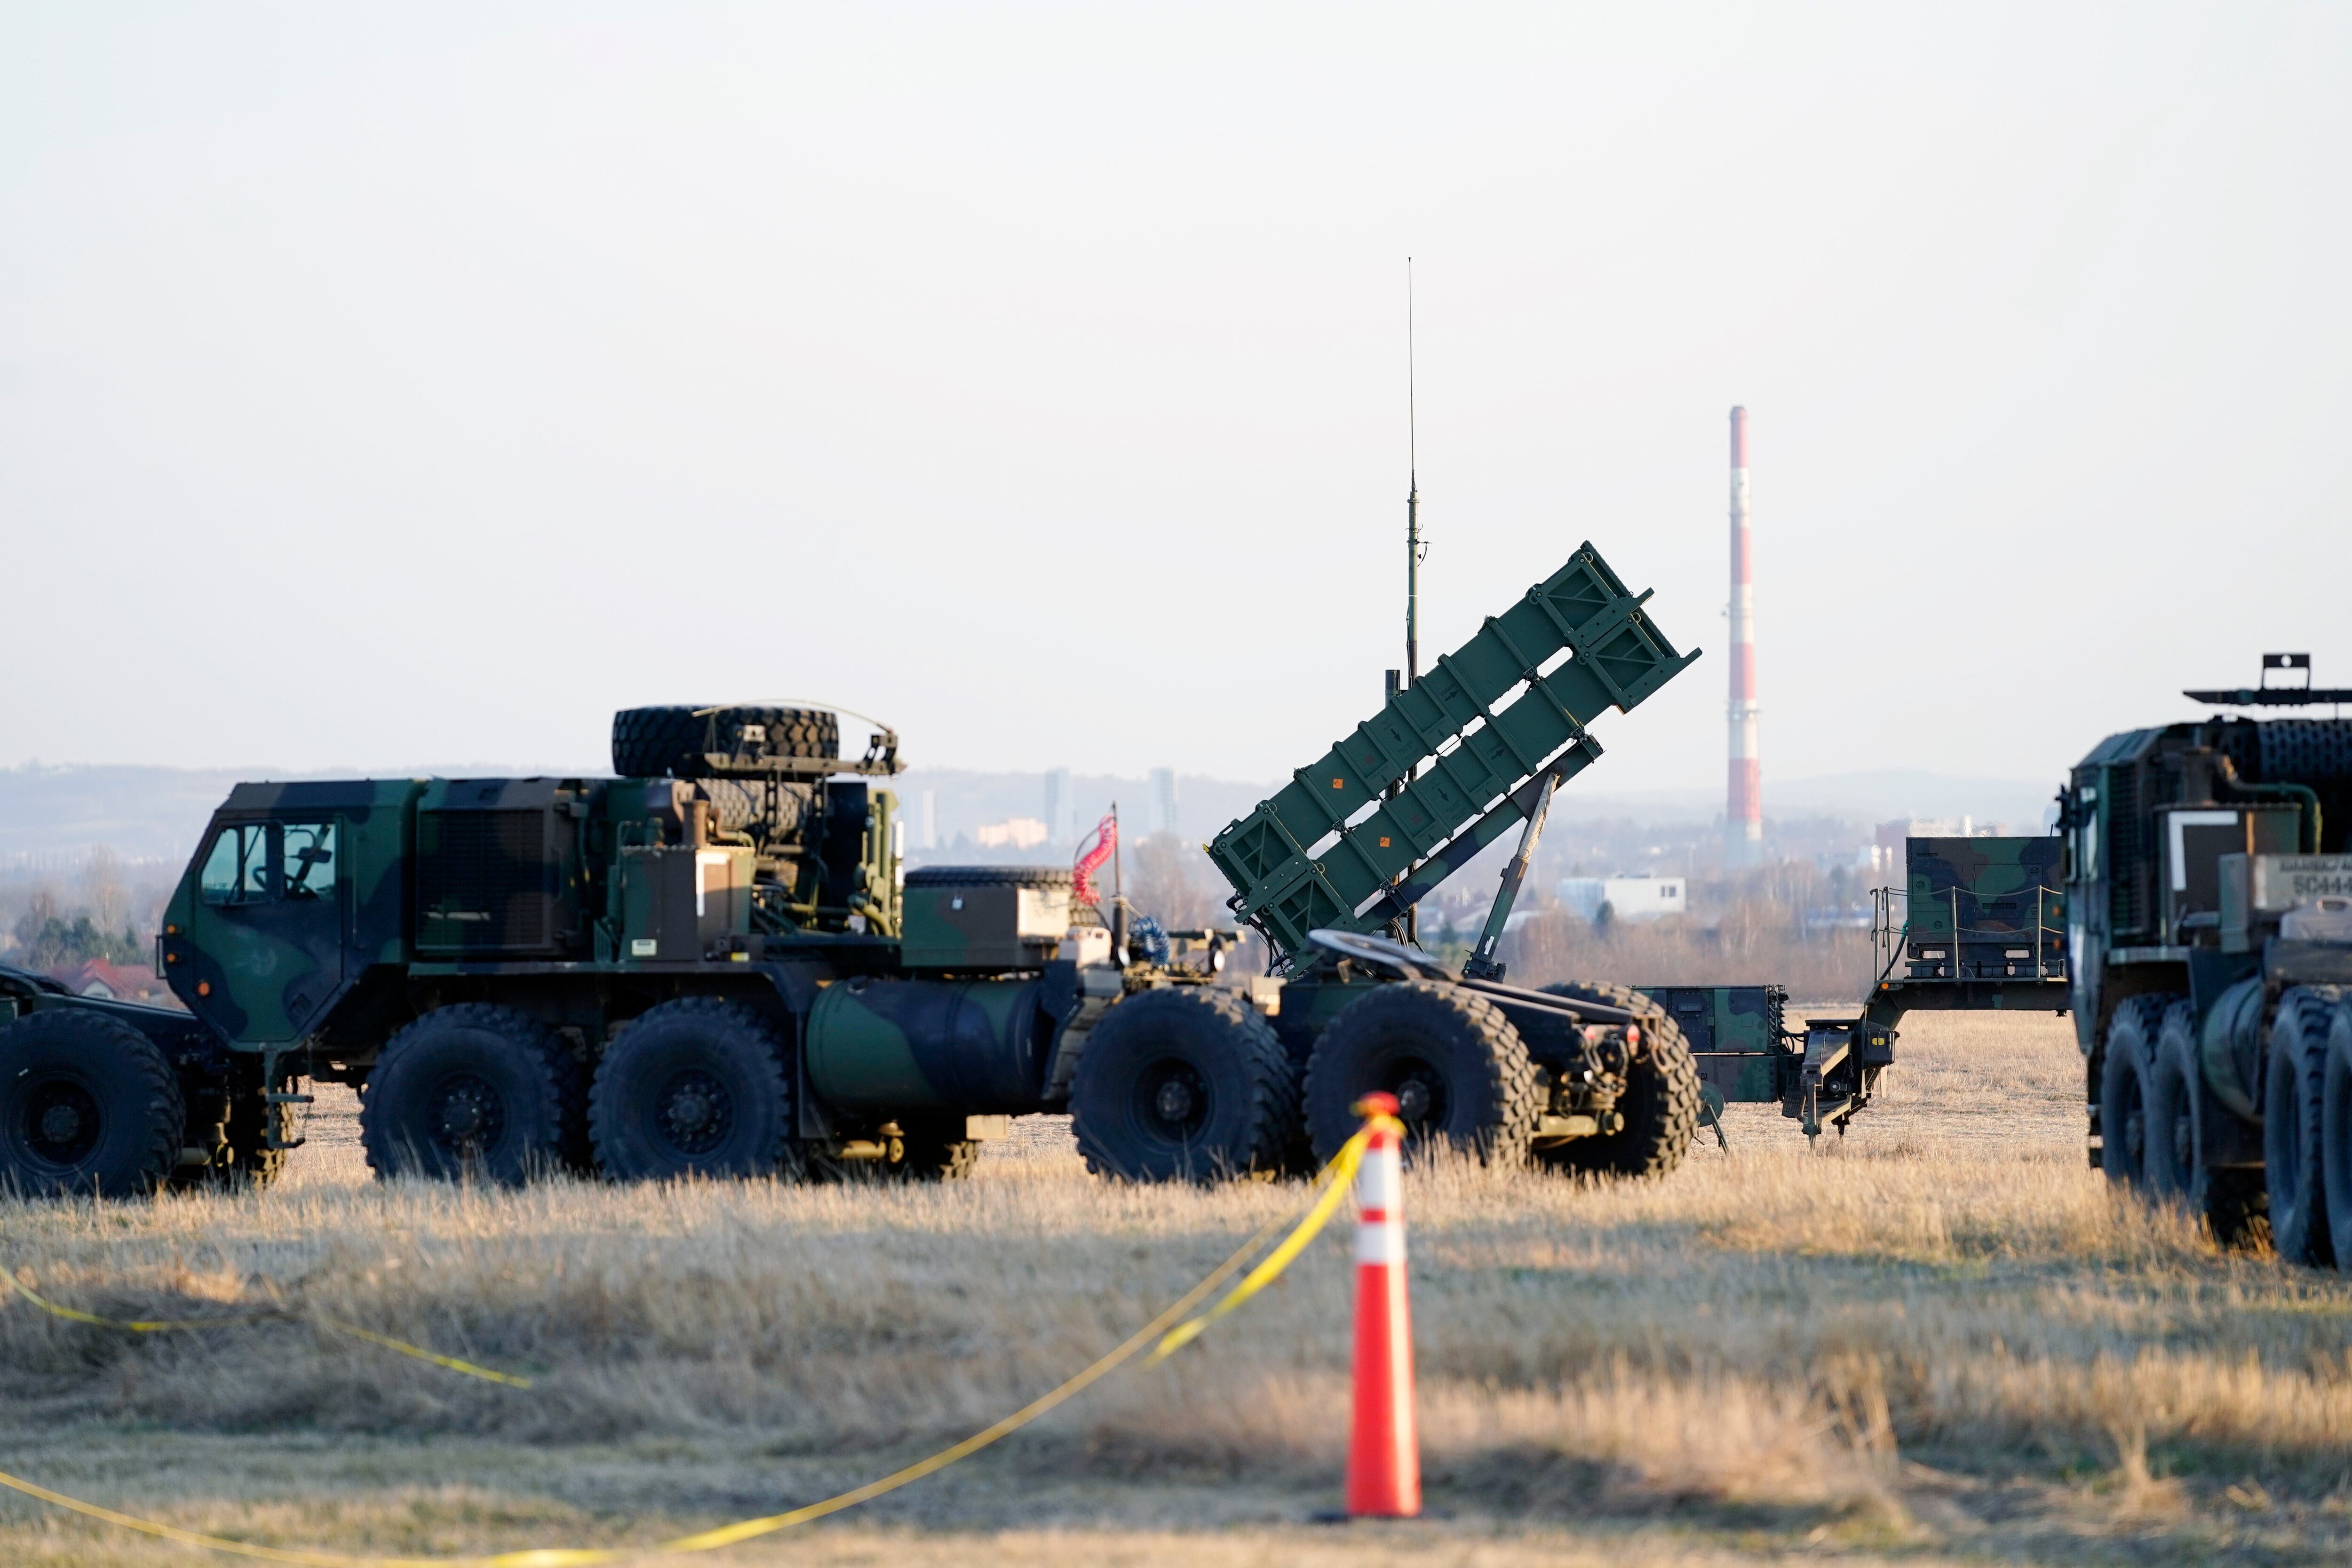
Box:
2066 656 2352 1260
1 540 1713 1197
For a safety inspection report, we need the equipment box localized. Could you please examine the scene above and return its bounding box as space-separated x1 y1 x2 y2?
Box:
615 844 753 961
900 868 1068 970
1636 984 1792 1104
1905 837 2066 980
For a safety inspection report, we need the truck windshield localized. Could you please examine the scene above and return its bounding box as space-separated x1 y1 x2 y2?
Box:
198 822 337 905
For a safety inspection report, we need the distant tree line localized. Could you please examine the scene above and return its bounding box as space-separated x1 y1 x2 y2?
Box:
10 891 145 970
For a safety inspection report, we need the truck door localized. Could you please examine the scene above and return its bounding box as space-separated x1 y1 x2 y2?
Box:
180 819 346 1043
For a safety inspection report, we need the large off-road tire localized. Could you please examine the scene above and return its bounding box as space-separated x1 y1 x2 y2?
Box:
2321 1000 2352 1271
589 998 798 1181
612 705 839 778
1072 987 1294 1182
1534 981 1701 1180
2098 995 2171 1190
2143 1002 2199 1198
0 1011 183 1199
213 1087 297 1189
2266 987 2339 1267
2147 1000 2265 1246
361 1004 577 1185
1303 980 1538 1167
699 778 816 839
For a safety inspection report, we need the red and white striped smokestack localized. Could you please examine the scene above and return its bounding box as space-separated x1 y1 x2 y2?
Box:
1727 406 1762 866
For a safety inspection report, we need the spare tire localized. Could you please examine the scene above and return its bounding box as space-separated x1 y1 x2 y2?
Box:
699 778 816 839
612 705 839 778
905 866 1073 889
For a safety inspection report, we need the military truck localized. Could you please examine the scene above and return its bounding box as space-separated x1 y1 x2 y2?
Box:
2066 655 2352 1259
0 541 1714 1197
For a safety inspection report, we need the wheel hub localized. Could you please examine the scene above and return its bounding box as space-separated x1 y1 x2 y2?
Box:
1136 1059 1210 1142
1379 1056 1446 1138
23 1080 101 1166
429 1074 505 1159
655 1069 733 1155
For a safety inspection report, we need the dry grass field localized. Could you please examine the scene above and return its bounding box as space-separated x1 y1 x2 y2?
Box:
7 1008 2352 1566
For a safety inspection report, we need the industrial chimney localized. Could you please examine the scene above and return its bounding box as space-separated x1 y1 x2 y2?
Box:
1726 406 1762 867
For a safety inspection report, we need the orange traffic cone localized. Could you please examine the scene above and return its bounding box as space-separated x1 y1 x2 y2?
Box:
1346 1091 1420 1517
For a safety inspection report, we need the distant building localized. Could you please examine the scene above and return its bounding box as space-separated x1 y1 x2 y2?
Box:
1557 875 1686 923
975 817 1049 851
1148 767 1178 836
919 789 938 851
52 959 159 1003
1042 768 1076 843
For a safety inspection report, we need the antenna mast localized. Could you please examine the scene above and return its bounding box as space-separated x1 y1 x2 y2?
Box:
1405 257 1422 686
1400 259 1424 949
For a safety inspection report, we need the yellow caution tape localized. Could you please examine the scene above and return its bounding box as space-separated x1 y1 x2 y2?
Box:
0 1130 1382 1567
1149 1123 1372 1363
310 1317 536 1390
0 1264 532 1390
0 1264 278 1332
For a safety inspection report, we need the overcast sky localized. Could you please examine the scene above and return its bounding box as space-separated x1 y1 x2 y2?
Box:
3 4 2345 799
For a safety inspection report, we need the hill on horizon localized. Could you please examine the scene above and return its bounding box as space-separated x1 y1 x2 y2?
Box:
0 760 2058 868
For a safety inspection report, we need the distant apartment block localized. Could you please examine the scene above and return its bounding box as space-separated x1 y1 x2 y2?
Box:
1557 875 1686 923
1147 767 1178 836
975 817 1049 850
1042 768 1076 843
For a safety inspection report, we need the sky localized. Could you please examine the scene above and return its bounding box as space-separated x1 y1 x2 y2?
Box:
2 3 2346 798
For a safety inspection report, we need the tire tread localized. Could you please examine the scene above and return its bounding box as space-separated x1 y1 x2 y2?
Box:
1536 981 1700 1179
361 1003 572 1183
1302 980 1539 1167
1073 986 1293 1181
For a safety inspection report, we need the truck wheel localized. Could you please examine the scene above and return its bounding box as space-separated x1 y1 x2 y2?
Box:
0 1011 184 1199
2266 987 2339 1267
361 1005 577 1185
1302 980 1536 1167
2321 1001 2352 1272
2098 995 2171 1190
612 705 839 778
589 999 799 1181
2148 1000 2265 1246
1533 981 1701 1180
1072 987 1293 1181
209 1088 297 1189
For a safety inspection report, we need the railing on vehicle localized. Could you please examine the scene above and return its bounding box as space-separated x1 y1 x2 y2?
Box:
1871 836 2067 988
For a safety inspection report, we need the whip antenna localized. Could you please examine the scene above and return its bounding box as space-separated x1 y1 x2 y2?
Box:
1405 258 1422 686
